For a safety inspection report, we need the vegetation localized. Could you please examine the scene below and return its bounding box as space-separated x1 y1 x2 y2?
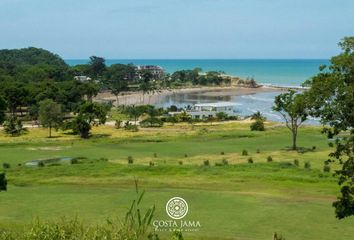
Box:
0 122 354 239
0 172 6 191
38 99 62 138
250 119 265 131
273 90 308 150
71 102 108 138
304 36 354 219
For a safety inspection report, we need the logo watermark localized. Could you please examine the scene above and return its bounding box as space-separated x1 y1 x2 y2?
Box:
153 197 201 232
166 197 189 219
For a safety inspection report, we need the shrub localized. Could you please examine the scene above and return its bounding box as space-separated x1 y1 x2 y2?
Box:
242 149 248 156
273 232 285 240
256 149 260 153
294 159 299 167
178 161 183 165
3 116 27 136
203 160 210 166
149 161 154 166
220 151 225 155
38 162 45 167
250 119 265 131
140 117 163 128
323 164 331 173
153 153 157 158
215 162 223 167
312 146 316 150
70 158 79 164
172 231 184 240
267 156 273 162
222 158 229 165
216 112 228 121
127 156 134 164
248 157 254 164
124 122 139 132
184 154 188 158
2 163 10 169
304 161 311 169
115 120 122 129
0 172 7 191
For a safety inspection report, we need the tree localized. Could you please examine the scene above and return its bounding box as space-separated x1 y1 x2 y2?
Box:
38 99 63 138
104 64 134 105
89 56 106 79
72 102 107 138
139 70 155 103
304 37 354 219
0 95 6 124
273 90 308 150
78 81 100 102
3 83 28 116
250 119 265 131
0 172 7 191
251 111 266 121
3 115 26 136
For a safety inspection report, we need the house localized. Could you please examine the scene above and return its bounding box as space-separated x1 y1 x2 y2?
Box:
169 102 238 119
136 65 164 79
74 76 92 82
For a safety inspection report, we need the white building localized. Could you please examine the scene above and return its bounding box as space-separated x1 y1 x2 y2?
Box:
74 76 92 82
169 102 238 119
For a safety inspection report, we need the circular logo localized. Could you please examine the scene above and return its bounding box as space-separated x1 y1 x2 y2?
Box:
166 197 188 219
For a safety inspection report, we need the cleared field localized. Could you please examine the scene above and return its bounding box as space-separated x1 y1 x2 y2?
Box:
1 122 353 239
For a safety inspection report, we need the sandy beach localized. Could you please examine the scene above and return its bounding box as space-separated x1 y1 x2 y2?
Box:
95 85 285 106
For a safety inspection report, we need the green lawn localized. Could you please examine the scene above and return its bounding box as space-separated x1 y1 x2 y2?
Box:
1 122 353 239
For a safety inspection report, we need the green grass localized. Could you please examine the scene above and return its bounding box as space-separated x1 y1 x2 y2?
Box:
1 122 353 239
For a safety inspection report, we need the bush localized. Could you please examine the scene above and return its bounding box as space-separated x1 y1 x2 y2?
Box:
203 160 210 166
250 119 265 131
153 153 157 158
215 162 223 167
124 121 139 132
220 151 225 155
0 172 7 191
70 158 79 164
312 146 316 150
38 162 45 167
248 157 254 164
184 154 188 158
140 117 163 128
323 164 331 172
115 120 122 129
216 112 228 121
178 160 183 165
294 159 299 167
149 161 154 166
127 156 134 164
3 116 27 136
267 156 273 162
222 158 229 165
242 149 248 156
304 161 311 169
256 149 260 153
2 163 10 169
99 157 108 162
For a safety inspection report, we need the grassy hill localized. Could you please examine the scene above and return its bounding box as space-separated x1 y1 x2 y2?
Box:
1 121 354 239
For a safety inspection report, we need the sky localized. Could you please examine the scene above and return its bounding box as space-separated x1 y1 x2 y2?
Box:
0 0 353 59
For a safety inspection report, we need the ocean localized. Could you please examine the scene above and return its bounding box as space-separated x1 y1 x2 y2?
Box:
65 59 328 123
65 59 329 87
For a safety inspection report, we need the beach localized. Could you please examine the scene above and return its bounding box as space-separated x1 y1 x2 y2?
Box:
95 85 284 106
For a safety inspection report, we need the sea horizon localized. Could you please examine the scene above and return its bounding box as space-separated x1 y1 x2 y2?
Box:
65 58 329 87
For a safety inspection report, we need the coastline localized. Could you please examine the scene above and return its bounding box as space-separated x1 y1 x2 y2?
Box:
95 85 287 106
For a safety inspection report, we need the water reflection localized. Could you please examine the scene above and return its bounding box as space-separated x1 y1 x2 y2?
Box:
154 90 319 125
